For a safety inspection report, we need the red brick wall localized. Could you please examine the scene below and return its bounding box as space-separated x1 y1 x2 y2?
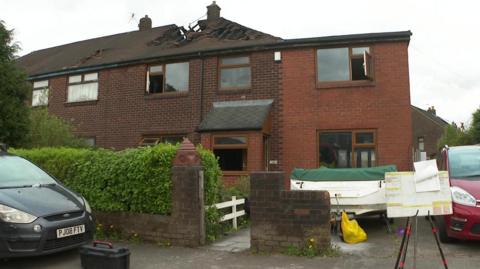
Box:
46 51 282 171
281 42 412 185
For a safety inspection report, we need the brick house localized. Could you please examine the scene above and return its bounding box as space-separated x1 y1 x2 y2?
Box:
18 2 413 184
412 105 449 161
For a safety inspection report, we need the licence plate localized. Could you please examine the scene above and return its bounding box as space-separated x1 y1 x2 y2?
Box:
56 224 85 238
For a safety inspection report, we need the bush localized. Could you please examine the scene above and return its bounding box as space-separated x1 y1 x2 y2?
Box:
12 144 221 214
220 175 250 201
21 108 87 148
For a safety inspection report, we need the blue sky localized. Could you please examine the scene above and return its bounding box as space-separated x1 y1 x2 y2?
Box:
2 0 479 125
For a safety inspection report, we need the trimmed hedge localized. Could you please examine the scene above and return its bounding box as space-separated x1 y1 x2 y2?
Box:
12 144 221 215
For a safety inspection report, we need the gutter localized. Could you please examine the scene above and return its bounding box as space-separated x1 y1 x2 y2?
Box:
27 30 412 80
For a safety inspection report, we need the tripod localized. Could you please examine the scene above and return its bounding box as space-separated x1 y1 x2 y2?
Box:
394 211 448 269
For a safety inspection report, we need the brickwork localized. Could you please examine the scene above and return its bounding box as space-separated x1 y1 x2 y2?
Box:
94 148 205 247
281 42 413 186
250 172 331 253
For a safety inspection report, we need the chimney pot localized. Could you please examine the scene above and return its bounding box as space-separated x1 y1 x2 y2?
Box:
207 1 221 21
138 15 152 31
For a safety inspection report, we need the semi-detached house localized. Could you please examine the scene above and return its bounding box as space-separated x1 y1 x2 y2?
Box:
18 2 413 185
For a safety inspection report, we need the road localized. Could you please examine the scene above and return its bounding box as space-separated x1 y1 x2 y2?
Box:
2 217 480 269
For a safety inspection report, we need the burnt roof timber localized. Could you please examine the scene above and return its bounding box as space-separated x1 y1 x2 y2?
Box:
26 30 411 80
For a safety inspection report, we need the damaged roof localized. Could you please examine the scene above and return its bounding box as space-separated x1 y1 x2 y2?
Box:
16 1 411 79
17 17 280 78
198 99 273 132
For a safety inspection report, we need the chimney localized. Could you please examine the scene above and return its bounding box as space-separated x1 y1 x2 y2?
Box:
138 15 152 31
427 106 436 116
207 1 221 21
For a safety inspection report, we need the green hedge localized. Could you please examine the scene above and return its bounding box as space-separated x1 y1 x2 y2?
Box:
12 144 221 215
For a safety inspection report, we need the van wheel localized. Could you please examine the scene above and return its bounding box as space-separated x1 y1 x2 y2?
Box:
436 216 453 243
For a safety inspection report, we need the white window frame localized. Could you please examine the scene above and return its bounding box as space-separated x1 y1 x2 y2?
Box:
67 73 99 103
32 80 49 107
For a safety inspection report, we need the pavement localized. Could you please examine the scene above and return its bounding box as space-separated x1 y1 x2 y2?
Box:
2 217 480 269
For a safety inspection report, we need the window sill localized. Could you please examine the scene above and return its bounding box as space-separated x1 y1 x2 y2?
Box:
144 91 189 100
316 80 375 89
64 100 98 107
217 88 251 95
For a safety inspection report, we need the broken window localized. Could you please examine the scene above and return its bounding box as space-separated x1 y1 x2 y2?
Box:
319 130 376 168
147 62 189 94
32 80 49 107
213 135 248 171
317 47 372 83
219 56 251 90
67 73 98 103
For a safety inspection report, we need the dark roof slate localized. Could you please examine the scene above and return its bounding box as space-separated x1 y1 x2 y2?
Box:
198 99 273 132
412 105 449 127
17 18 280 78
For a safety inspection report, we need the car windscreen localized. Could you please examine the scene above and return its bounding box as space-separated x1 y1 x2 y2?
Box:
0 156 56 187
449 147 480 179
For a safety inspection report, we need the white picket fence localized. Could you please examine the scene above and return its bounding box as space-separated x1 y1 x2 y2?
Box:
209 196 246 230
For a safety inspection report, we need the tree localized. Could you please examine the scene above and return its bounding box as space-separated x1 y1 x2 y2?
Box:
437 125 472 149
22 108 87 148
0 21 31 147
470 107 480 144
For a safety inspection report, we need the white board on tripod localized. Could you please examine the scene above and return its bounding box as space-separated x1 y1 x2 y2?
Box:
385 171 452 218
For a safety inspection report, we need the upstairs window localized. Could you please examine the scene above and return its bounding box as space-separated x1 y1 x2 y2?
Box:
32 80 49 106
219 56 251 90
319 130 376 168
67 73 98 103
316 47 372 83
147 62 189 94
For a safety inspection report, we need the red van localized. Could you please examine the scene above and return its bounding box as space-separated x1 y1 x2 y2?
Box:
438 145 480 242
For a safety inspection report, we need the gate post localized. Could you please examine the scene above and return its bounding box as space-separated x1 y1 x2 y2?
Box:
170 138 205 247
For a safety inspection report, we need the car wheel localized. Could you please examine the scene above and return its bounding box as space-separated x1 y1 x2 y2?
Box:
436 216 453 243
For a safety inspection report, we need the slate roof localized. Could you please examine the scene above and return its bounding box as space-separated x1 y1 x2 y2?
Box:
198 99 273 132
412 105 449 127
17 18 280 78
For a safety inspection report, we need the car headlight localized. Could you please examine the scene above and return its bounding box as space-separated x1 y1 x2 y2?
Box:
83 198 92 214
451 186 477 207
0 204 37 224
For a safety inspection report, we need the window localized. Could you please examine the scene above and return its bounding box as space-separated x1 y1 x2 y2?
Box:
83 137 96 147
139 135 185 146
316 47 372 82
418 137 425 151
219 56 251 90
67 73 98 103
32 80 49 106
147 62 189 94
319 130 376 168
212 135 247 171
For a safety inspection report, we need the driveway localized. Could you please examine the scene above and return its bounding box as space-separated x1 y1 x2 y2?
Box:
2 217 480 269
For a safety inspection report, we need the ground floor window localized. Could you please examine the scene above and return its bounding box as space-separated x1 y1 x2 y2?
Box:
318 130 376 168
139 134 185 146
212 135 247 171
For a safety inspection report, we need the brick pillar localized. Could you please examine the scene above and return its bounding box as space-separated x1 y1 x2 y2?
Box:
250 171 331 253
170 138 205 247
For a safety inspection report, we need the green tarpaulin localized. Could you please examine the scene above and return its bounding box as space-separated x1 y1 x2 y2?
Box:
290 165 397 181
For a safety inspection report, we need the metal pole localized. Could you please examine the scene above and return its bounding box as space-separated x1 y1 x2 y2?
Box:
399 219 412 269
394 217 410 269
428 213 449 269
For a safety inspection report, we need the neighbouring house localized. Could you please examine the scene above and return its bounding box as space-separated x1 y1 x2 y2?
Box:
17 2 413 185
411 105 449 161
